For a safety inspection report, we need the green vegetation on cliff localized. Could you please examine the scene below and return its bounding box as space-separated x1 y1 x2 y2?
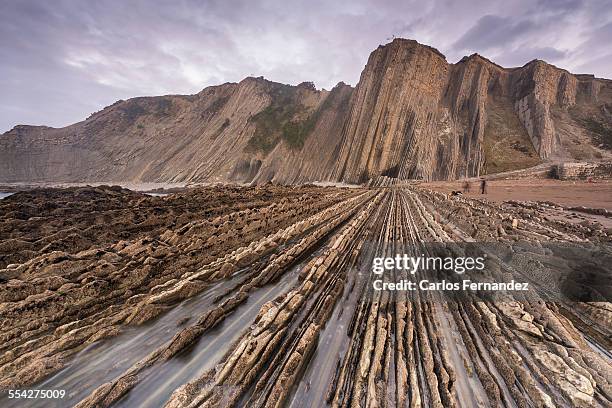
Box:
246 83 318 153
580 117 612 150
483 98 540 173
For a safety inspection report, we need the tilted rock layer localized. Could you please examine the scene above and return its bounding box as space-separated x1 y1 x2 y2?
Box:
1 185 610 407
1 39 611 184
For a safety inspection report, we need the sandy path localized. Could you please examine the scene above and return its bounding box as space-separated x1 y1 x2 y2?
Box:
422 179 612 210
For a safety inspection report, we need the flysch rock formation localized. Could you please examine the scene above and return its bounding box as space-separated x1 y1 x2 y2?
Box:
1 39 611 184
1 185 610 408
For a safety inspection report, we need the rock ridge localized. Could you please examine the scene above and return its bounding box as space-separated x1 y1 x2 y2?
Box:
1 38 610 184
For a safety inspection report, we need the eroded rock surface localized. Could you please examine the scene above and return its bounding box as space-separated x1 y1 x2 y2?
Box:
1 184 610 408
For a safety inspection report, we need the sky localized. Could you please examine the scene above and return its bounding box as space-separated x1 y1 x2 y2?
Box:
1 0 611 133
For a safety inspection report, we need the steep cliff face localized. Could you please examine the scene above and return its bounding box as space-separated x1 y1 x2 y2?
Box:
0 78 338 183
328 41 530 183
331 40 452 182
249 82 353 184
0 80 267 183
512 60 575 158
328 39 610 183
510 60 612 161
1 38 610 184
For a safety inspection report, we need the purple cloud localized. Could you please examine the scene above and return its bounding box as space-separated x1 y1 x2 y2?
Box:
1 0 610 132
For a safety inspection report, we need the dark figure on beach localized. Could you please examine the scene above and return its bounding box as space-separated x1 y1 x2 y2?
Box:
480 178 487 194
462 181 471 193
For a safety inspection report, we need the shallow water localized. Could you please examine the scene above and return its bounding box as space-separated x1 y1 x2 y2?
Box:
0 192 14 199
144 192 170 197
114 263 302 408
0 182 190 191
1 270 248 408
1 260 302 408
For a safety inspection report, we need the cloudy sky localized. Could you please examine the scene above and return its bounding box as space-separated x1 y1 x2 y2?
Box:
1 0 611 132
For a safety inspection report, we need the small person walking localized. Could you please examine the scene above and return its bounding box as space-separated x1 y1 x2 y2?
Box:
462 180 471 193
480 178 487 194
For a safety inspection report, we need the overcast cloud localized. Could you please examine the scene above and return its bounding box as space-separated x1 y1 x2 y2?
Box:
1 0 611 132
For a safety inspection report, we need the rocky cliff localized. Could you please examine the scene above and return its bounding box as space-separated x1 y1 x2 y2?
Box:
331 40 611 183
1 39 611 184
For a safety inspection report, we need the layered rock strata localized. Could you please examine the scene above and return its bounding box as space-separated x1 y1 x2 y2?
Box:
1 39 611 183
0 185 611 408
